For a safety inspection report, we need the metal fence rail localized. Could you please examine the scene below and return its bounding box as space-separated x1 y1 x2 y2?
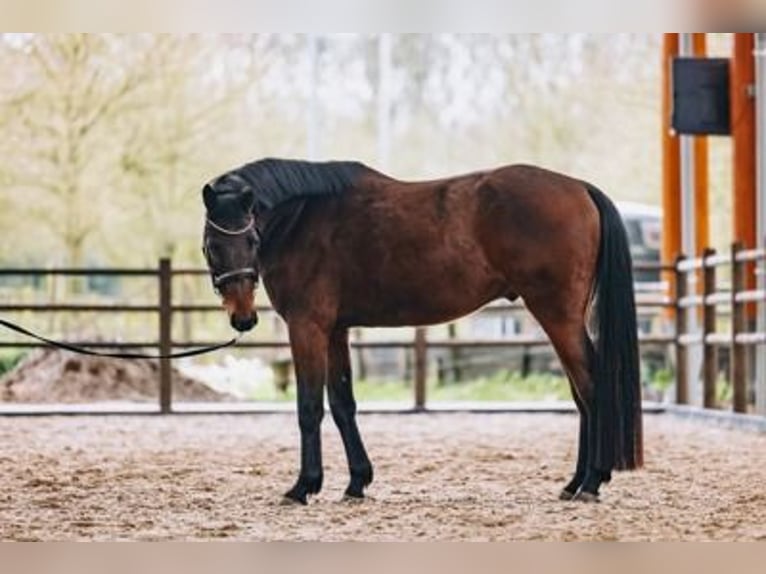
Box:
1 259 673 413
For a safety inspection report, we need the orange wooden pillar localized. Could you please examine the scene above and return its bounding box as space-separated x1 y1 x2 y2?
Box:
731 33 757 315
662 33 681 294
731 34 757 250
693 33 710 255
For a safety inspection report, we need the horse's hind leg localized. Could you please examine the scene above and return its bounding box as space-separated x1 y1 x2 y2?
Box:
560 366 590 500
327 327 373 499
523 298 608 501
557 334 612 500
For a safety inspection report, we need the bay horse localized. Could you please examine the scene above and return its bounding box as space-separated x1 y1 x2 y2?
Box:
201 158 642 504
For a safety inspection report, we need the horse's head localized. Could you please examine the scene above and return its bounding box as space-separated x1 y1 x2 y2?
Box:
202 175 260 332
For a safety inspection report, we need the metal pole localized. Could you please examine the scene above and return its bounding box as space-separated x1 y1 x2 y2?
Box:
675 255 689 405
755 34 766 414
679 33 702 405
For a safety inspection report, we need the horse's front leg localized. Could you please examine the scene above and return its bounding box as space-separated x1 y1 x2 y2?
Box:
283 320 328 505
327 327 373 499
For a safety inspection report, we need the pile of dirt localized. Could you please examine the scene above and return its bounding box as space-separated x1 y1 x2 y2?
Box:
0 348 230 403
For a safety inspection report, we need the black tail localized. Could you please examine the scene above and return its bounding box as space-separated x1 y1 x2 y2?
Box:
585 184 643 471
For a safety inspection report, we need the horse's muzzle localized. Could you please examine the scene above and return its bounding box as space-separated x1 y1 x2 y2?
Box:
230 311 258 332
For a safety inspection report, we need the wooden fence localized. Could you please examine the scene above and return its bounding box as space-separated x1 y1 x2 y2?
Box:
674 242 766 413
0 258 701 414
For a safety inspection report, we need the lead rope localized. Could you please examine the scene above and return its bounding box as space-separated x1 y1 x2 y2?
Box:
0 318 240 360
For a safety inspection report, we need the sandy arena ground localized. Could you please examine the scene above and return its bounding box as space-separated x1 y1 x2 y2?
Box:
1 412 765 541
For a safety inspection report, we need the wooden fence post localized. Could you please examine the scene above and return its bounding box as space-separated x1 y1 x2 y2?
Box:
702 248 717 409
675 255 689 404
414 327 427 410
731 242 748 413
158 258 173 414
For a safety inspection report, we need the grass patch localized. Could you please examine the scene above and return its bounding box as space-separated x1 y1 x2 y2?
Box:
429 372 570 402
244 371 571 403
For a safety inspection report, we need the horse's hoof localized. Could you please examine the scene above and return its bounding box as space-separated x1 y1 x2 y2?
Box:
573 490 600 503
559 489 577 501
280 494 307 506
341 493 366 504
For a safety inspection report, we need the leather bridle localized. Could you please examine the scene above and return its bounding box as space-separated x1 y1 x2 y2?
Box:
203 216 260 293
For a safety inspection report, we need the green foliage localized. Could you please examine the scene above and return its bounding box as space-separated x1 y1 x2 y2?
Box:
241 366 678 404
429 371 571 402
716 376 733 405
0 350 25 377
647 367 674 392
243 371 571 403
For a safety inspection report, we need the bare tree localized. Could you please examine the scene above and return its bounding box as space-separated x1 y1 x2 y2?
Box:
0 34 159 274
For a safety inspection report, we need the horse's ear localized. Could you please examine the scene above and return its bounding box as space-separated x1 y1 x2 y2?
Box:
203 184 216 212
239 186 256 213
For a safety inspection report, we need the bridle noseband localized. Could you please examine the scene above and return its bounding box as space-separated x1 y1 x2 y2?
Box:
204 216 260 292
